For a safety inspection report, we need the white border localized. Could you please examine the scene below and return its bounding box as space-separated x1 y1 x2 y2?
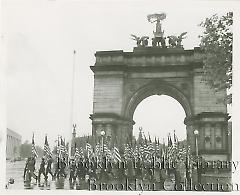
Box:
1 0 240 195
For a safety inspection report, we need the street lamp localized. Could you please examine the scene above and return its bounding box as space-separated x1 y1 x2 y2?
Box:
193 130 199 156
100 130 105 136
100 131 105 154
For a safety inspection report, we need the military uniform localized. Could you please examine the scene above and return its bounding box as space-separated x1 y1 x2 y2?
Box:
38 158 47 181
23 157 38 182
45 158 54 180
69 160 76 182
76 160 86 180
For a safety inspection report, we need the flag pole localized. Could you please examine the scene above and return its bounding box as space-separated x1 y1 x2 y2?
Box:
57 135 60 170
70 50 76 159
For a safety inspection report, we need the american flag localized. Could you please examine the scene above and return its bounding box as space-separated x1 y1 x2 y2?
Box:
167 133 173 147
74 143 81 159
79 147 84 157
95 142 101 156
177 146 187 161
167 133 175 161
74 148 81 159
169 131 179 160
103 143 112 159
124 143 133 160
31 133 38 158
61 137 66 154
133 145 140 159
139 143 145 159
185 145 192 169
155 137 161 157
86 137 93 158
43 135 52 159
147 134 154 155
112 145 122 162
65 141 69 156
98 138 111 158
86 142 92 152
161 138 166 159
173 130 179 148
57 136 66 159
143 135 151 159
56 137 60 156
96 140 111 159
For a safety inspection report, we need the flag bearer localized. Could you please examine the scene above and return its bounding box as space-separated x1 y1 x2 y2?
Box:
69 158 76 182
45 158 54 180
23 157 38 182
38 157 47 182
59 157 67 178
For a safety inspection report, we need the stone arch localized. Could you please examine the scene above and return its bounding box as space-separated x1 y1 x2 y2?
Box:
124 80 192 121
91 48 229 160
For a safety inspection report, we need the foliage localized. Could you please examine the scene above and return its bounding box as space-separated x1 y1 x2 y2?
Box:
19 141 44 158
19 142 31 158
52 146 58 155
199 12 233 104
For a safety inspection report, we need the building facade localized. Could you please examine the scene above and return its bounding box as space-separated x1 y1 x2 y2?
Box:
6 128 22 160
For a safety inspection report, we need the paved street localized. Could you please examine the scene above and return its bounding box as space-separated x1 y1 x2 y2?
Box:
6 160 167 190
6 160 73 190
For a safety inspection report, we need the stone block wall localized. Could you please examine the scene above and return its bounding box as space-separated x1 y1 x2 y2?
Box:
93 73 124 115
193 69 227 115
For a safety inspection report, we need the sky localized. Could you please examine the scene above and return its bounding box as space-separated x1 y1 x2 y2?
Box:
133 95 186 142
2 0 236 148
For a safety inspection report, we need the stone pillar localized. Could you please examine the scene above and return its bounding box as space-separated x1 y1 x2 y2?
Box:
117 121 134 152
185 112 229 161
185 119 194 153
90 113 134 152
93 123 104 144
105 123 116 148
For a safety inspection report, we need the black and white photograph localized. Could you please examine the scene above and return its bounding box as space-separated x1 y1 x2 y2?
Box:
2 0 239 192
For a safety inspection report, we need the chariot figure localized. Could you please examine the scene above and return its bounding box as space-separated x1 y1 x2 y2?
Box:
147 13 166 38
147 13 166 48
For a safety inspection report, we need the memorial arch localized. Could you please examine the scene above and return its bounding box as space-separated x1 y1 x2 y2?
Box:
90 47 230 161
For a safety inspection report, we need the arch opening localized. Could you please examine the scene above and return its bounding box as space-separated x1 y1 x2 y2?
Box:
133 95 187 142
124 81 192 121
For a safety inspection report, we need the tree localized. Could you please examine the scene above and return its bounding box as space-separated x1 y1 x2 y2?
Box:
20 142 31 158
19 141 44 158
199 12 233 104
36 146 44 158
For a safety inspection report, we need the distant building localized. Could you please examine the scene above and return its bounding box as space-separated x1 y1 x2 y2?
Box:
70 125 94 156
6 128 22 160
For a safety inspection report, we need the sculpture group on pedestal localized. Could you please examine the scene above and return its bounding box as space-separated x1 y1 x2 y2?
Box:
131 13 187 48
130 35 149 47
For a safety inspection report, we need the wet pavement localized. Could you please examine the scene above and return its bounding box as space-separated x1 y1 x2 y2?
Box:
5 160 171 190
6 160 144 190
6 160 81 190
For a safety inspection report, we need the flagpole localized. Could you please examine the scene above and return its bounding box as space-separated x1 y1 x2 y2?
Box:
101 131 105 157
70 50 76 159
57 135 60 170
31 132 33 158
